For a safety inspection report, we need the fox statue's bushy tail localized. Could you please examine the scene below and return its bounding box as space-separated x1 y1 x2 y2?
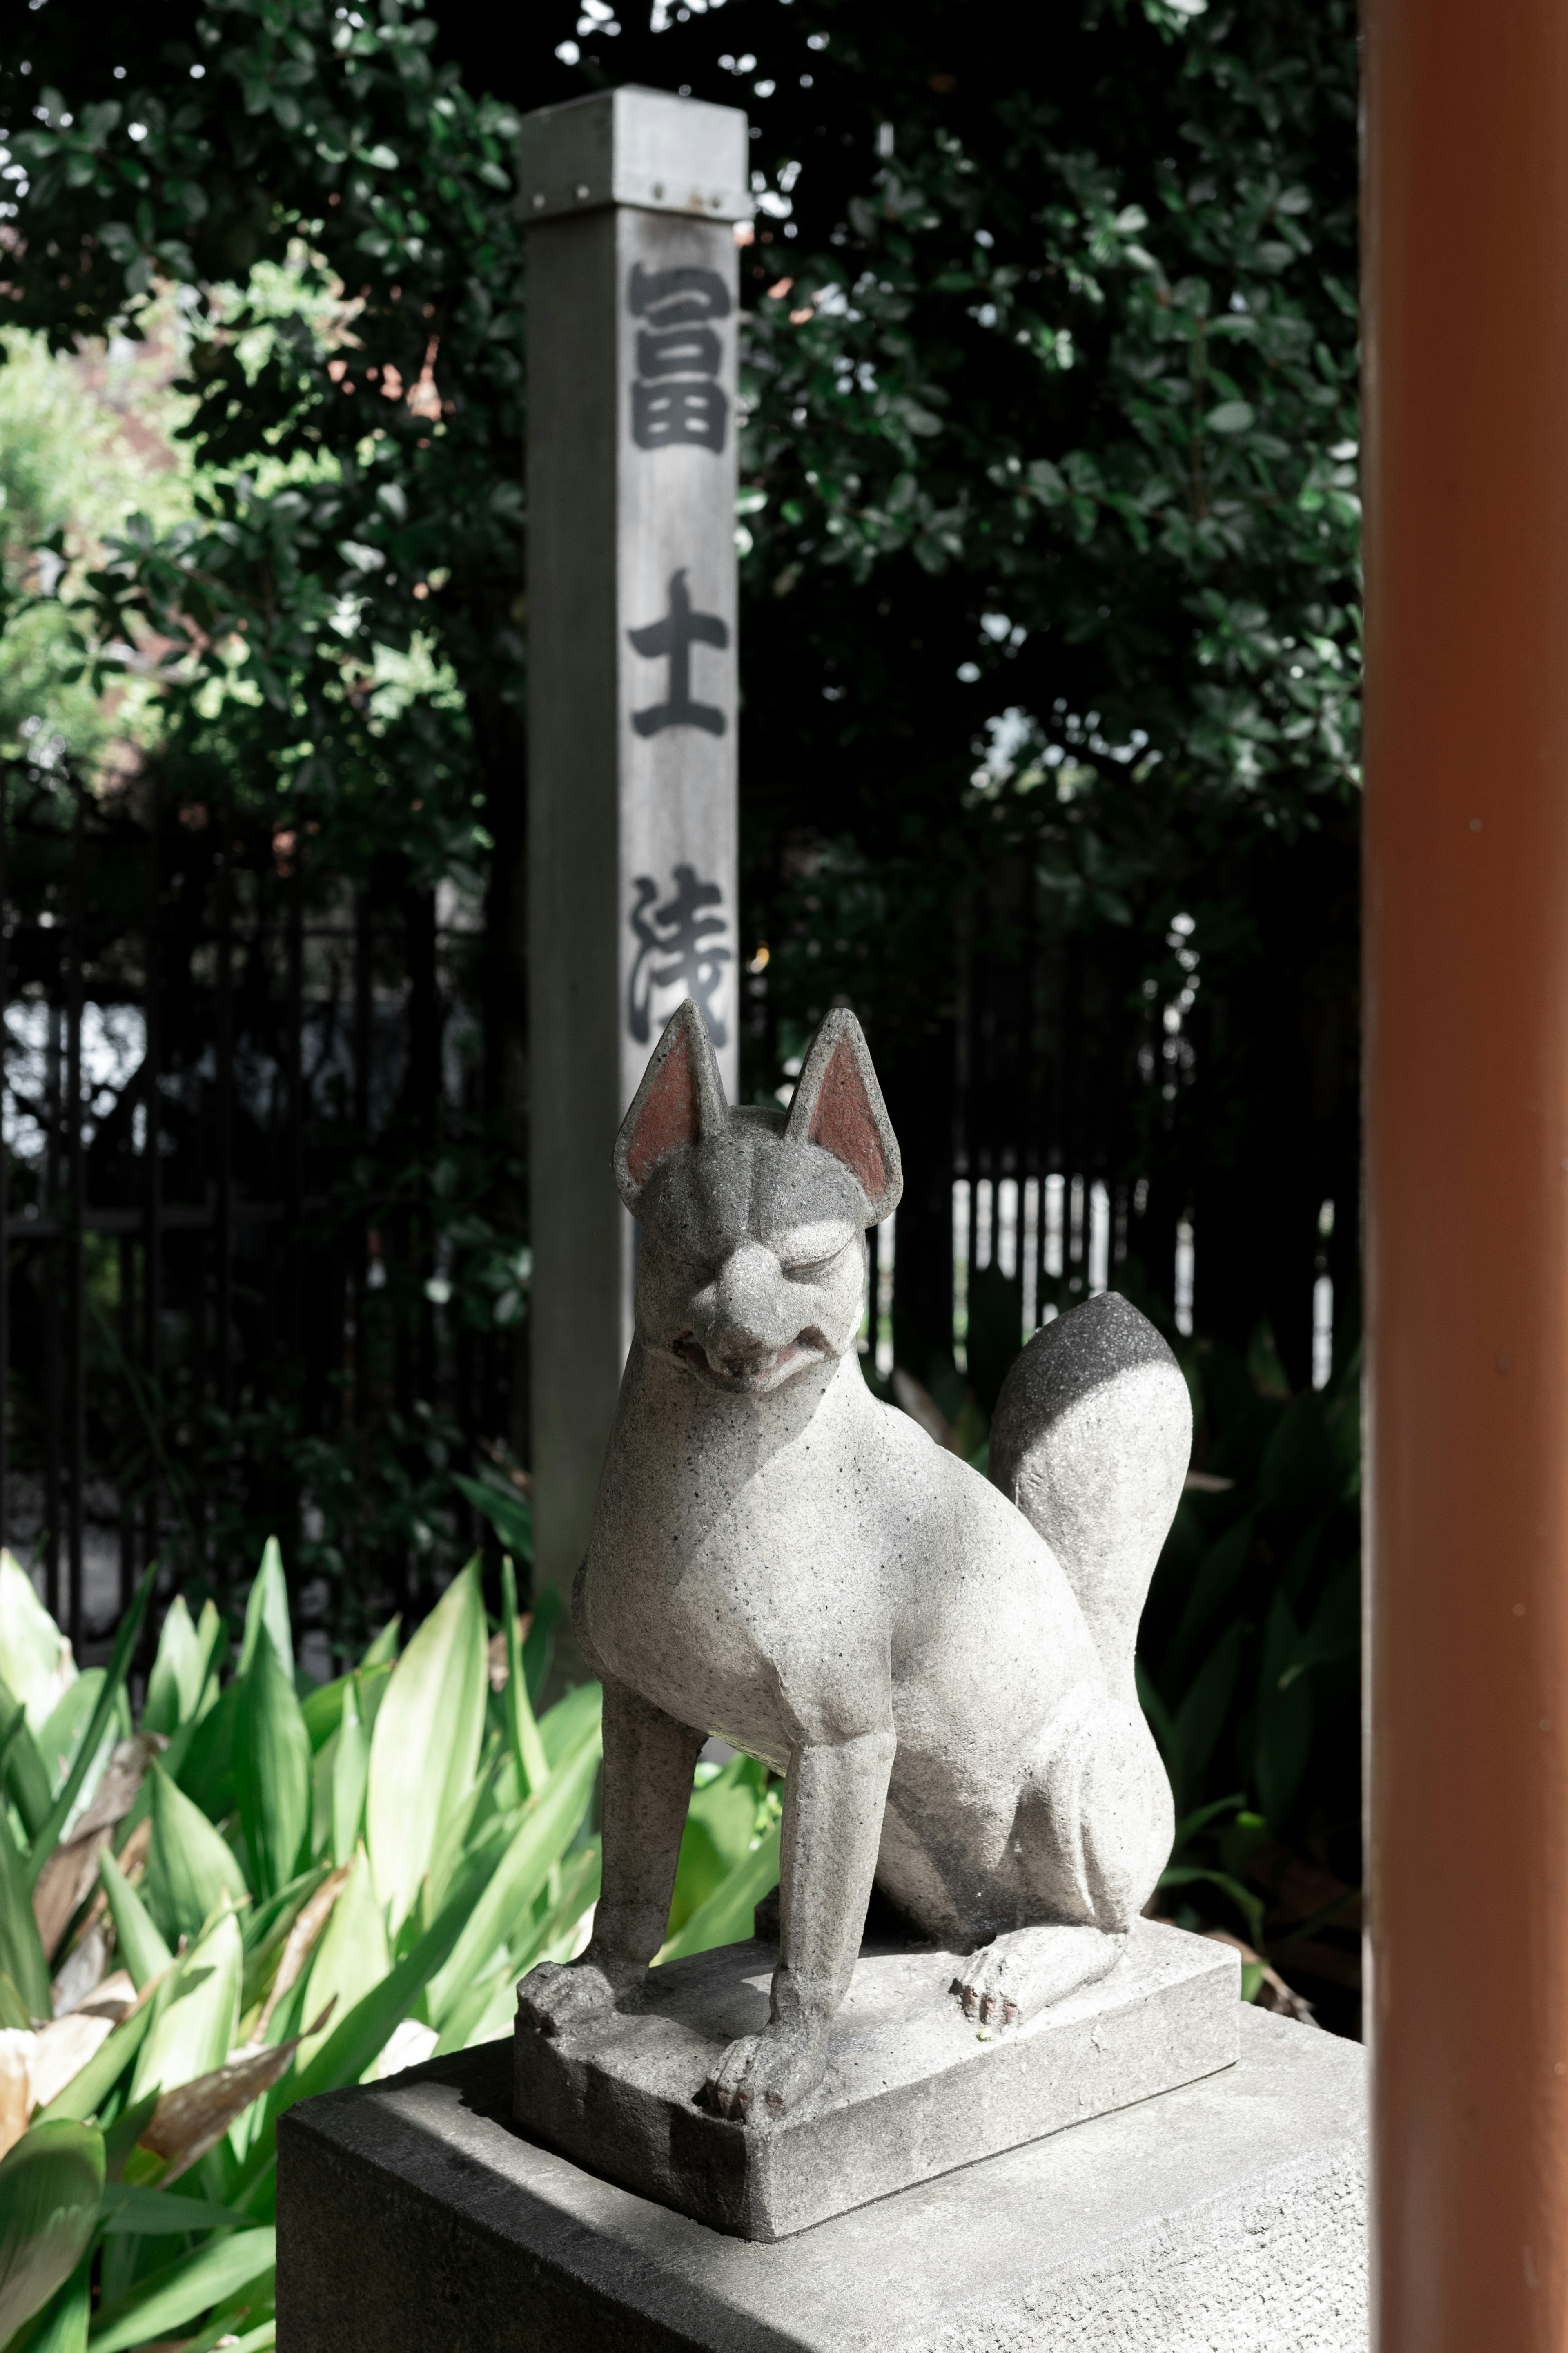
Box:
990 1293 1191 1711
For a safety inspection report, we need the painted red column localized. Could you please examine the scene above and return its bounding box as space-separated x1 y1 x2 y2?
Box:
1364 1 1568 2342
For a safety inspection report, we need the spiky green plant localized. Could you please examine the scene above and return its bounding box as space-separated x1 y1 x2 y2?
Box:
0 1547 777 2353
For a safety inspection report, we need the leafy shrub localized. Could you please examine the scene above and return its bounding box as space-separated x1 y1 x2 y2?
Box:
0 1548 776 2352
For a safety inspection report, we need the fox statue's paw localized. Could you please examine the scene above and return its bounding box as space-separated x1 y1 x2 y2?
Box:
703 2014 831 2123
952 1923 1127 2027
516 1950 642 2036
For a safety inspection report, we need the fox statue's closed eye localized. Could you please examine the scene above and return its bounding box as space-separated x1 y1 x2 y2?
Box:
517 999 1190 2123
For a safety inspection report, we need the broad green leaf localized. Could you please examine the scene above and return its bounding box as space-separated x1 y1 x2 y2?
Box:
0 1807 53 2019
98 1847 174 1989
512 1840 601 1974
330 1682 368 1867
669 1758 768 1938
539 1679 602 1772
1254 1591 1314 1832
425 1727 601 2027
0 1675 53 1840
366 1561 486 1933
522 1586 562 1710
176 1678 240 1822
144 1766 249 1948
131 1908 242 2103
37 1993 156 2123
0 1970 32 2030
97 2182 255 2235
88 2227 275 2353
1169 1619 1245 1810
0 2119 104 2346
453 1472 533 1562
359 1617 401 1669
234 1625 310 1899
16 2247 91 2353
239 1539 292 1676
296 1849 387 2074
657 1818 782 1964
264 1843 498 2147
143 1596 207 1737
0 1549 74 1731
36 1673 105 1800
433 1963 518 2057
1161 1513 1256 1693
1158 1863 1266 1950
298 1657 391 1753
499 1555 546 1797
26 1566 156 1889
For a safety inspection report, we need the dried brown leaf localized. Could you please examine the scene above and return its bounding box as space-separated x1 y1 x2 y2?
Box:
0 2030 33 2159
140 1999 336 2183
33 1742 163 1962
254 1866 349 2043
1203 1927 1319 2023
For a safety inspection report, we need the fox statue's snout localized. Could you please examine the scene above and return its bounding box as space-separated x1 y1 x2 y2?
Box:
612 998 902 1399
675 1238 836 1394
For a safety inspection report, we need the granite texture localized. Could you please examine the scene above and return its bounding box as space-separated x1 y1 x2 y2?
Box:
277 2005 1367 2352
519 999 1195 2137
514 1916 1238 2239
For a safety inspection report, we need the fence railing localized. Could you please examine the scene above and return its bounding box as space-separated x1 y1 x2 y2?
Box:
2 786 1356 1655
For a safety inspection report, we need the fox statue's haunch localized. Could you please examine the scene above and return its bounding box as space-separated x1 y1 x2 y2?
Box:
518 999 1189 2123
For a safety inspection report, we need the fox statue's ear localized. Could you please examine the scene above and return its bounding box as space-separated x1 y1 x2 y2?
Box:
785 1008 902 1223
613 998 728 1212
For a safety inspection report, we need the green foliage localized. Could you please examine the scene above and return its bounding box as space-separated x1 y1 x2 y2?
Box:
0 2121 103 2348
0 1546 775 2353
1138 1331 1361 1991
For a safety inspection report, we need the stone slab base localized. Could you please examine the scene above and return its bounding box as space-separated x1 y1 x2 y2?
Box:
276 2005 1366 2353
513 1917 1238 2238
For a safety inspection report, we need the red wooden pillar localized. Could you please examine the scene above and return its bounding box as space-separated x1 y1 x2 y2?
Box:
1364 1 1568 2343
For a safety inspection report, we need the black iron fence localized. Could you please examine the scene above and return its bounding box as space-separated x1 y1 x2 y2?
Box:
2 773 1359 1659
0 765 523 1662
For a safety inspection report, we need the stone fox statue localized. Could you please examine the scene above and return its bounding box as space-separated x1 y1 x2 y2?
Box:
518 999 1190 2123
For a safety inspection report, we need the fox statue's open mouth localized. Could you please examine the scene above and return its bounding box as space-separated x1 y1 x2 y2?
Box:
673 1329 829 1392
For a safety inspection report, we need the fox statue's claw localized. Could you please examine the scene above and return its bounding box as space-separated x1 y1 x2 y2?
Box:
517 1955 632 2036
703 2015 831 2123
951 1923 1127 2027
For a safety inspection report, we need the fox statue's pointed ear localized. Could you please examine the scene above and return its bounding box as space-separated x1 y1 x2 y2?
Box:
613 999 728 1213
785 1008 902 1223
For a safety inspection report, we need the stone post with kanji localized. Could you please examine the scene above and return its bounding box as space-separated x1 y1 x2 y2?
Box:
520 88 751 1598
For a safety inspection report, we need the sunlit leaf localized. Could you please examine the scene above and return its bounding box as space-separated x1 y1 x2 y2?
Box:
296 1850 386 2074
89 2225 275 2353
98 1845 174 1989
26 1567 155 1889
234 1624 311 1899
143 1596 205 1737
36 1984 158 2124
425 1726 600 2027
366 1559 486 1933
330 1682 368 1868
0 1805 53 2020
239 1538 292 1677
97 2180 254 2235
143 1766 249 1948
657 1819 782 1965
130 1908 242 2104
0 1550 75 1733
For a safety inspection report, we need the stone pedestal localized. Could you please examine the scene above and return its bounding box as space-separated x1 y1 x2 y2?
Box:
514 1918 1239 2239
276 2005 1366 2352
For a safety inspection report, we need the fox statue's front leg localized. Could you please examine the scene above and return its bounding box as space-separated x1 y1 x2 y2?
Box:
704 1726 895 2121
518 1677 702 2032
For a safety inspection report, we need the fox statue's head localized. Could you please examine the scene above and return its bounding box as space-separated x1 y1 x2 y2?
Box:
613 999 902 1396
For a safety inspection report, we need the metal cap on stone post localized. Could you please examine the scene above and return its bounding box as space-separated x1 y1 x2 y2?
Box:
521 88 752 1599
